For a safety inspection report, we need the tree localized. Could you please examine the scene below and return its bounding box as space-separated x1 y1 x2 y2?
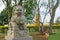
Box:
1 0 37 25
18 0 22 5
48 0 60 34
23 0 37 22
0 9 8 25
39 0 49 34
0 7 13 25
2 0 12 22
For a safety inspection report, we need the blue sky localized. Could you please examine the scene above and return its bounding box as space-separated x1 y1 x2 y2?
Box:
0 0 60 23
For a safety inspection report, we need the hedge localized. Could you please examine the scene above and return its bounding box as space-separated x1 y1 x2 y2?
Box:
0 24 60 33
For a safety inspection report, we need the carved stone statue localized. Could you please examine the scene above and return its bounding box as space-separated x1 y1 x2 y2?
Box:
5 5 32 40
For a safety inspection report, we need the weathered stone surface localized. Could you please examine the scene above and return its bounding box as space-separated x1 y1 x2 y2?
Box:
5 36 32 40
5 5 32 40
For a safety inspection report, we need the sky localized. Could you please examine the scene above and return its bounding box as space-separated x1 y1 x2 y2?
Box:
0 0 5 13
40 5 60 23
39 0 60 23
0 0 60 23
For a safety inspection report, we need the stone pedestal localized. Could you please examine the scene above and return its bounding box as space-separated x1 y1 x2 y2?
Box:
5 29 32 40
5 36 32 40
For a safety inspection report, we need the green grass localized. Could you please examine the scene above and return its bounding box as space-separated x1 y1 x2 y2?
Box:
0 31 60 40
0 33 5 40
49 32 60 40
30 31 60 40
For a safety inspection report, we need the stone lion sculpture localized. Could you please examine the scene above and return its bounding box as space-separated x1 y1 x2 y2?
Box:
9 5 27 31
5 5 32 40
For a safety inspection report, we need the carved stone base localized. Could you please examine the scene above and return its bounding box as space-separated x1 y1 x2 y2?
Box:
5 36 32 40
5 29 32 40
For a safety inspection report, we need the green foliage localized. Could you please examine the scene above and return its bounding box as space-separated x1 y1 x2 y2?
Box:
0 9 8 25
0 0 37 25
0 7 13 25
49 32 60 40
23 0 36 21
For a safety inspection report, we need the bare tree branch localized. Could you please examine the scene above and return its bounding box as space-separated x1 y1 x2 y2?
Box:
18 0 22 6
2 0 6 6
53 0 59 11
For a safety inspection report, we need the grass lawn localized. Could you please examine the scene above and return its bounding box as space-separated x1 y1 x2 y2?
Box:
30 31 60 40
0 33 5 40
0 31 60 40
49 32 60 40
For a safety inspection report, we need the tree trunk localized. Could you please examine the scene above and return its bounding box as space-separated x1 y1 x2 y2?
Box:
14 0 17 5
18 0 22 6
49 12 55 34
49 0 59 34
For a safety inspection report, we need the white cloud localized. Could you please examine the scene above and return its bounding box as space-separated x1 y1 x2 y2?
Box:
0 0 5 13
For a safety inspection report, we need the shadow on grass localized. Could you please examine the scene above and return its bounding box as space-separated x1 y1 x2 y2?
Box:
0 33 5 40
50 32 56 35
